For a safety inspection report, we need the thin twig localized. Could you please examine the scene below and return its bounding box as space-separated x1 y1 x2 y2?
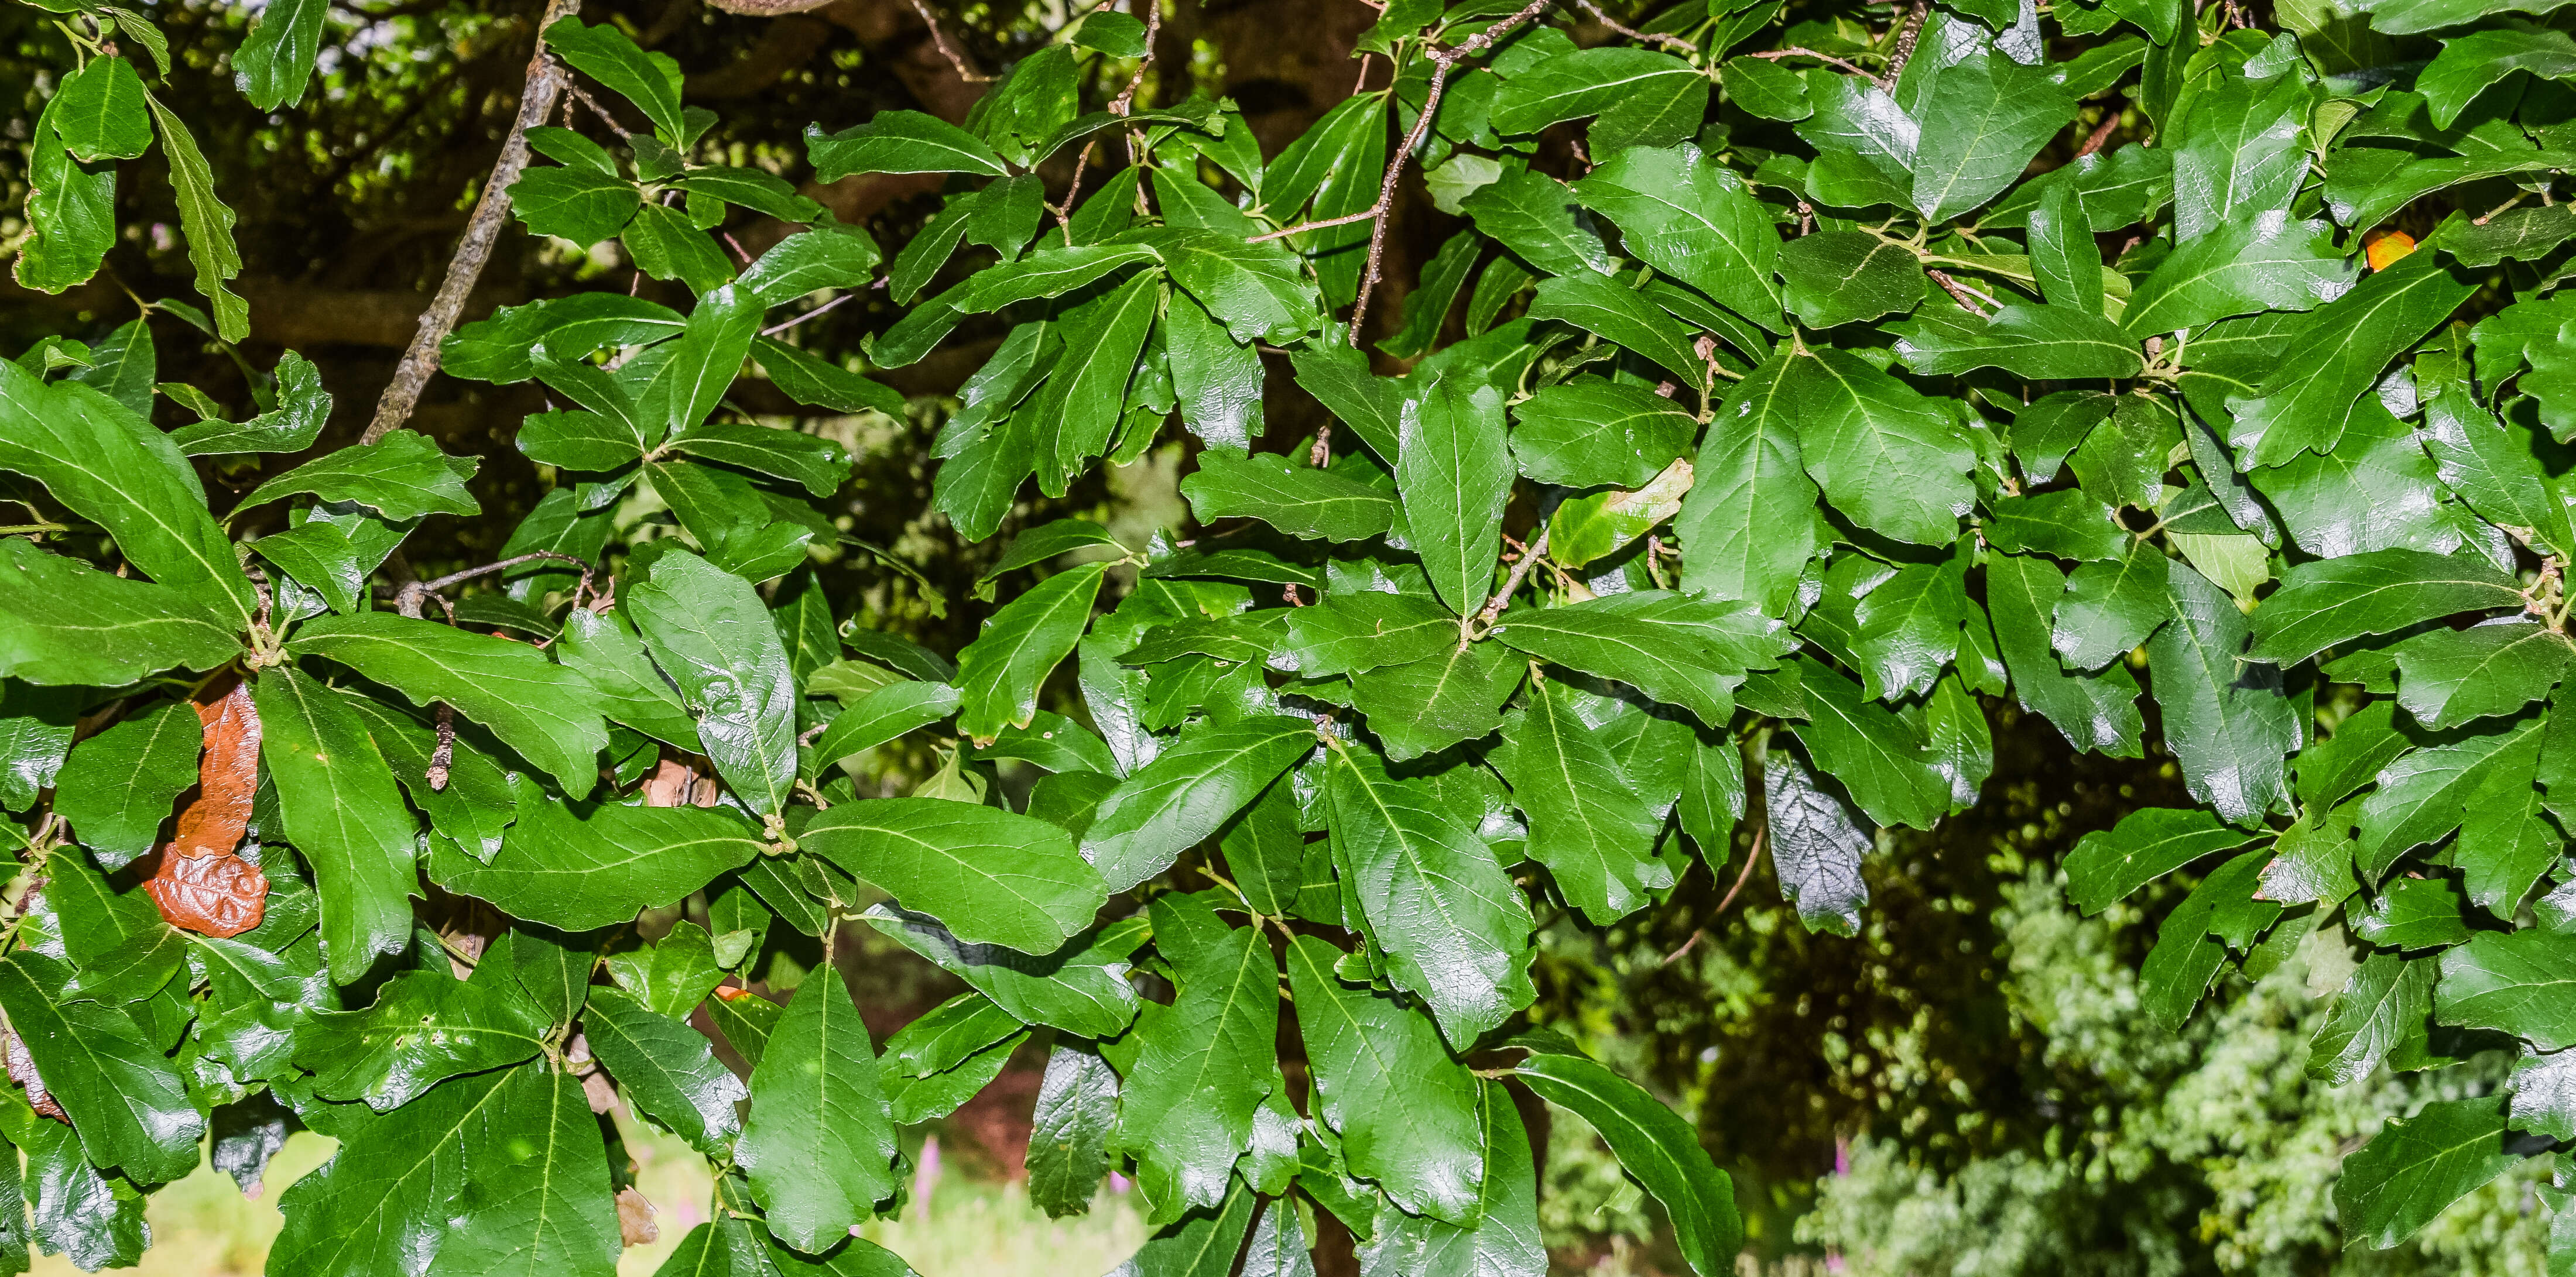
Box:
1570 0 1695 53
420 550 590 593
1349 0 1554 346
1879 0 1928 90
907 0 994 83
362 0 581 445
564 80 633 141
761 291 855 337
1926 268 1992 316
1247 206 1384 243
2075 105 2122 158
1348 61 1451 346
2478 192 2530 225
1713 828 1767 914
1466 527 1550 640
1745 46 1876 79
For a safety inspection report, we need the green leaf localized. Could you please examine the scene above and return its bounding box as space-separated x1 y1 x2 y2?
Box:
604 920 726 1017
583 986 748 1156
2310 950 2438 1086
1508 379 1697 489
955 559 1110 744
642 284 765 444
2063 806 2262 915
1106 1179 1260 1277
1760 749 1870 935
2435 927 2576 1049
141 92 249 341
1283 934 1487 1225
1082 715 1314 892
0 952 200 1184
1396 378 1514 618
2352 874 2472 950
255 666 419 984
1491 46 1705 140
2443 201 2576 268
1493 672 1673 924
2458 753 2558 919
547 18 687 140
960 243 1161 313
1321 739 1536 1048
2225 248 2477 465
556 609 698 748
429 789 765 931
509 167 643 248
2246 548 2523 667
2051 548 2170 670
1512 1051 1742 1277
1776 231 1927 329
2391 621 2574 730
1349 638 1526 761
1109 892 1279 1222
443 293 684 385
2167 68 2309 242
170 351 334 455
1788 661 1953 830
2334 1094 2522 1251
812 681 961 772
1289 342 1404 462
51 57 153 160
1673 350 1821 618
804 797 1107 953
2417 26 2576 128
2359 716 2541 879
864 904 1143 1038
2121 212 2354 337
1783 346 1978 545
669 423 854 497
420 1065 624 1277
756 338 906 417
1719 57 1813 121
738 964 900 1251
809 110 1009 181
628 550 802 817
1181 453 1398 543
1492 591 1787 729
1358 1078 1549 1277
294 969 549 1110
1038 271 1162 492
1027 1041 1121 1217
287 612 609 794
2028 178 2102 318
1909 50 2076 221
241 431 479 521
1890 301 2145 380
0 361 258 629
1461 169 1614 279
1147 228 1322 346
681 167 831 228
1528 273 1707 383
2145 558 2299 826
52 698 198 868
266 1067 516 1277
1282 591 1455 677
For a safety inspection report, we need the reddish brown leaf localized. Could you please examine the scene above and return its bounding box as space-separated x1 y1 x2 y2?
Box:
4 1029 67 1122
146 849 268 938
172 680 260 858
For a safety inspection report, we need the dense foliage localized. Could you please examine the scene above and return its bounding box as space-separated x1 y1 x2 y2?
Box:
9 0 2576 1271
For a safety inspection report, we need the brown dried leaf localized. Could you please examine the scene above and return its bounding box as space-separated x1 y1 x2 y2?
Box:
616 1187 660 1247
172 680 260 858
146 849 268 938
